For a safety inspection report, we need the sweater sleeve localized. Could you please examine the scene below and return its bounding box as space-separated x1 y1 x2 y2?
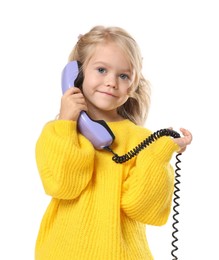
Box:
121 136 180 226
35 120 95 200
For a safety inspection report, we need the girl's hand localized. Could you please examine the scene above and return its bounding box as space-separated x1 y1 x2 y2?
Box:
58 87 88 121
173 128 193 153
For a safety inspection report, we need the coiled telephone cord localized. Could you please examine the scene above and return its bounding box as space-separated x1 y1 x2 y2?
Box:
105 128 182 259
105 128 180 163
171 152 182 260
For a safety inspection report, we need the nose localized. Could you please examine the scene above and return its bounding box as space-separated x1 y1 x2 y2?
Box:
104 74 117 89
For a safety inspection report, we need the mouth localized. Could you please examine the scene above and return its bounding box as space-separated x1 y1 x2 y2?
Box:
97 91 117 97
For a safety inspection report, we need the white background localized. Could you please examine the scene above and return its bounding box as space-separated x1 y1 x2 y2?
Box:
0 0 218 259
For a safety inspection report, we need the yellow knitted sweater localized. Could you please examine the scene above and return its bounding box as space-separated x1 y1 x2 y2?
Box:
35 119 179 260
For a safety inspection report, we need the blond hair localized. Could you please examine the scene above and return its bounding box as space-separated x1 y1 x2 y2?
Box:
68 25 151 126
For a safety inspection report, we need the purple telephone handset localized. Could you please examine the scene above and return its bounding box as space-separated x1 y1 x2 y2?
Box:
61 61 115 149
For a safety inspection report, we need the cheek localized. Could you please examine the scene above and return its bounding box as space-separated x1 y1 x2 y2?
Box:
81 84 91 99
81 76 92 94
126 86 135 97
83 74 97 90
119 91 129 104
123 87 131 97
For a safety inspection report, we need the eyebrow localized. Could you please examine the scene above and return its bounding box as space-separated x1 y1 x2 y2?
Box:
92 61 132 73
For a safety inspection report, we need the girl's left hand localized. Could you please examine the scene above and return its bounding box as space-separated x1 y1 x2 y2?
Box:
173 128 193 153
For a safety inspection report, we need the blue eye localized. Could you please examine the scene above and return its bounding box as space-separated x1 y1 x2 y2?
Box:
120 74 129 80
98 67 106 74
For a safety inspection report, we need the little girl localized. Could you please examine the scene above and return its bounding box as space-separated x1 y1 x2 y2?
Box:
35 25 192 260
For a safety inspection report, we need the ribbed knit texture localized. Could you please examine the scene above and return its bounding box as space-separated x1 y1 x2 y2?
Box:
35 119 179 260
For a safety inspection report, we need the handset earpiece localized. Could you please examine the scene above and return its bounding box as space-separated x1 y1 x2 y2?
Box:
61 60 81 94
74 62 84 88
61 61 115 149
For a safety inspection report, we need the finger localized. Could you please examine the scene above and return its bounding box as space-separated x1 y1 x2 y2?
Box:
68 93 85 101
180 127 191 135
74 99 87 108
180 128 193 142
62 91 85 104
64 87 81 96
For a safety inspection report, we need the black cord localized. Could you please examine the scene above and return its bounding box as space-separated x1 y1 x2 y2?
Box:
171 153 182 260
104 128 182 259
104 128 180 164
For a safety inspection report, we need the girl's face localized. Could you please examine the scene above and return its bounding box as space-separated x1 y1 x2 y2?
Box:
82 42 134 121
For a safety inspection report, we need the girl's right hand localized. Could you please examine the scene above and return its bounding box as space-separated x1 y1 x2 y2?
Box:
58 87 88 121
173 127 193 153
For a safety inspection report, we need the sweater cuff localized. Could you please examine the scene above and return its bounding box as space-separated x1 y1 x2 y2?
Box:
138 136 180 164
154 137 180 162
